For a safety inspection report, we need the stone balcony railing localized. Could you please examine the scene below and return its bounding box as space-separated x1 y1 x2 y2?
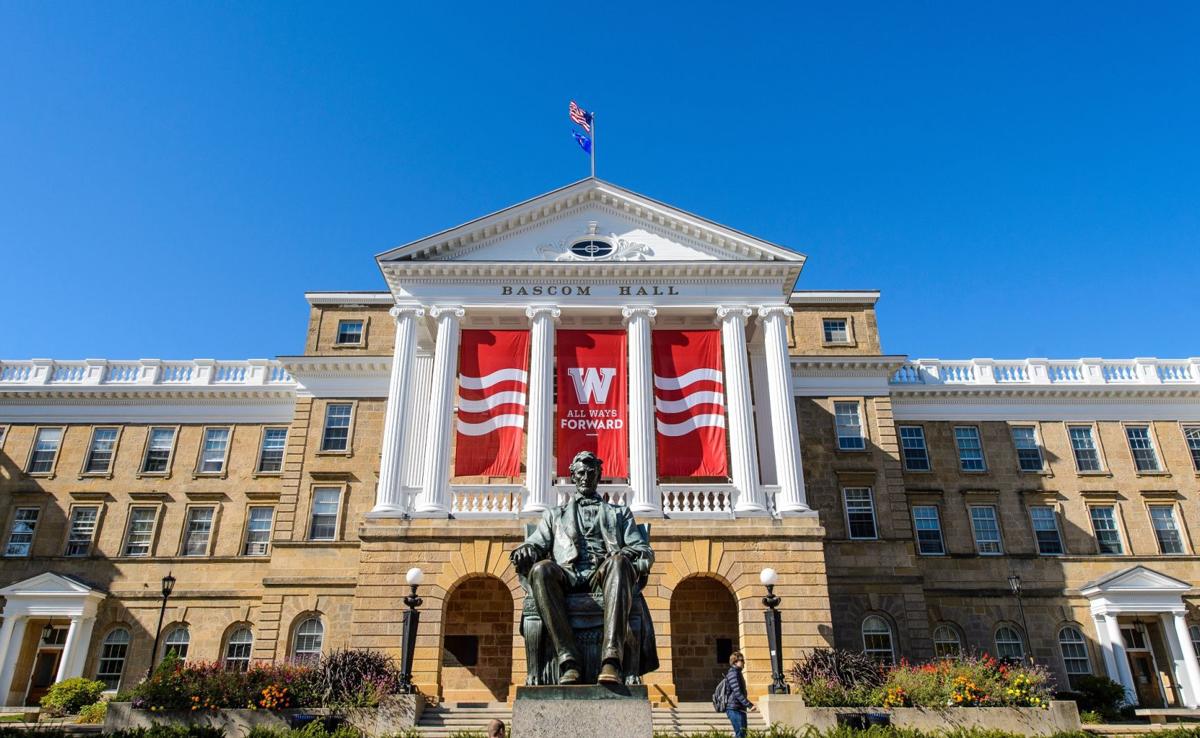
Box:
891 358 1200 387
0 359 294 388
448 482 766 519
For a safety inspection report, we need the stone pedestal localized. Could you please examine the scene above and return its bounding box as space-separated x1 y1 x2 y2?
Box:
512 684 652 738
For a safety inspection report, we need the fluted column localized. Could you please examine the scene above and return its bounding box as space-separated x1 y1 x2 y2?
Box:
718 307 768 515
523 306 561 514
758 305 809 514
372 306 426 516
414 306 464 516
622 307 660 516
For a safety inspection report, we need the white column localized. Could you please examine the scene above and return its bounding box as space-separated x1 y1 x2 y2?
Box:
57 615 95 682
1095 612 1137 704
55 617 81 682
371 306 426 516
622 307 660 516
717 307 767 515
414 306 464 516
757 305 809 514
523 306 560 514
0 616 27 707
1168 612 1200 707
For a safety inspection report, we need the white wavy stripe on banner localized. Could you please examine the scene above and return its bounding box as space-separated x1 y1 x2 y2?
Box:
458 368 529 390
654 391 725 414
653 367 723 390
457 391 527 413
456 414 526 436
655 414 727 436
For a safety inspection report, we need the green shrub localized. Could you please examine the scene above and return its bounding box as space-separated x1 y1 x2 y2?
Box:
38 676 106 716
76 700 108 725
1060 675 1125 720
1078 710 1102 724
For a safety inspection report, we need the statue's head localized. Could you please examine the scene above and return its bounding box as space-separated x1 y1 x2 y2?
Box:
569 451 602 496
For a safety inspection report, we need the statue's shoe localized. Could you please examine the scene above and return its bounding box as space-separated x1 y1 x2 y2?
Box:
597 662 622 684
559 666 582 684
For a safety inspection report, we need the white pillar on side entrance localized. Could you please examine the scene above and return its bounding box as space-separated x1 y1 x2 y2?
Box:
372 306 426 516
415 305 465 516
55 616 83 682
0 615 28 706
1167 612 1200 707
1095 612 1137 704
757 305 809 514
717 307 767 515
524 306 560 514
622 307 660 516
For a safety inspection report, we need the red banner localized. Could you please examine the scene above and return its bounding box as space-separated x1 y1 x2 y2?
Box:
455 330 530 477
556 330 628 477
652 330 728 477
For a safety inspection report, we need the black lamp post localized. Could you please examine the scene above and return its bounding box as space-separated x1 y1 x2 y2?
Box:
1007 574 1033 663
398 567 423 694
147 572 176 680
760 568 789 694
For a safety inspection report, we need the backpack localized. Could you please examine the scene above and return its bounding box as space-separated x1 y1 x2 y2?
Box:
712 673 731 712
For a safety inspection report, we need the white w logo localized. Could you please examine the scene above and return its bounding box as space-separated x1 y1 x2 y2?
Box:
567 367 617 404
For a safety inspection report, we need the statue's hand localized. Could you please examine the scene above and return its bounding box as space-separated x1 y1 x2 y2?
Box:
510 544 539 575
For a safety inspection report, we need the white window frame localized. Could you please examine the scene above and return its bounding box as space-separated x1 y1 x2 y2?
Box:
834 401 867 451
291 617 325 664
1010 425 1044 473
308 486 343 541
932 625 962 658
969 504 1003 555
1183 425 1200 473
861 615 895 665
1189 624 1200 661
1124 424 1163 473
121 505 162 557
954 426 987 471
1067 424 1105 473
822 317 852 345
911 505 945 555
242 506 274 556
1028 505 1065 556
26 426 64 476
140 426 179 476
1088 504 1126 555
96 628 130 691
64 504 102 557
898 425 931 471
4 507 41 557
842 487 878 540
223 626 253 672
319 402 355 453
334 319 366 346
1147 503 1187 555
255 427 288 474
994 625 1025 661
196 426 233 475
1058 625 1092 676
81 426 121 476
179 505 218 557
162 625 190 662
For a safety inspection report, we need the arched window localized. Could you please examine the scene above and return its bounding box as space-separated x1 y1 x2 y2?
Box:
223 627 253 672
292 617 324 664
1189 624 1200 661
861 615 895 665
1058 625 1091 678
97 628 130 690
932 625 962 658
162 625 190 662
994 625 1025 661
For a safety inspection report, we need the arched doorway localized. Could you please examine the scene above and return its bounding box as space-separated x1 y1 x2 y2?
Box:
441 576 515 702
670 576 739 701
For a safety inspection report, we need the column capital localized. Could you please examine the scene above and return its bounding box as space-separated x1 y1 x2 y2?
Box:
429 305 466 321
525 306 562 322
716 306 754 323
621 306 658 325
389 305 426 321
757 305 795 321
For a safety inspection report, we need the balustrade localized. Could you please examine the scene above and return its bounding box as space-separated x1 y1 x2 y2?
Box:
893 358 1199 387
659 484 737 517
0 359 294 388
450 485 523 517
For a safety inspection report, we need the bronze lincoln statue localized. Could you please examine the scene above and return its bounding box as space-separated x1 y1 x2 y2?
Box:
511 451 658 685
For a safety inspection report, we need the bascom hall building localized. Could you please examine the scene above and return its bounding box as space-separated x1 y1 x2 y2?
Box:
1 179 1198 712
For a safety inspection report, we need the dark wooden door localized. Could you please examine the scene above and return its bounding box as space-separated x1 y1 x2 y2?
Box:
1128 652 1163 708
25 651 62 706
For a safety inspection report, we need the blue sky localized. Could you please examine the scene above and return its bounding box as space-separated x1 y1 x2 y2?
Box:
1 2 1197 360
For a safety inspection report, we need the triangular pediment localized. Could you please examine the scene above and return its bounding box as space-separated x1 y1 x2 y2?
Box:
0 571 103 597
376 178 805 265
1080 565 1192 596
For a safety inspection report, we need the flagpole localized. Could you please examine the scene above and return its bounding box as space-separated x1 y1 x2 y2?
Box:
590 112 596 178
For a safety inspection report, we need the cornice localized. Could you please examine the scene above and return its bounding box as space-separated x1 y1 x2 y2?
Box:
791 355 908 374
789 290 881 306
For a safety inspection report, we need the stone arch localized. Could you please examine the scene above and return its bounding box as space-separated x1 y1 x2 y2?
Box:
670 575 740 702
440 574 517 702
286 611 325 664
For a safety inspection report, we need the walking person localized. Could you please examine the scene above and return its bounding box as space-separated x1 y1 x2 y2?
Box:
724 651 754 738
486 718 505 738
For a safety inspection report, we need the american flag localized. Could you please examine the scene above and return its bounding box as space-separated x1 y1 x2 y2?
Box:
569 101 592 133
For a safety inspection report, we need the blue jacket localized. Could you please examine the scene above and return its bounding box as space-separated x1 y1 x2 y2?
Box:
725 666 753 711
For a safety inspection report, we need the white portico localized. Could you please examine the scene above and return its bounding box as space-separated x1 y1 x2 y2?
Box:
365 178 812 520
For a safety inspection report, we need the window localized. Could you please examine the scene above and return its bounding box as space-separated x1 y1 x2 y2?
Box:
932 625 962 658
1011 426 1043 472
97 629 130 690
65 506 100 556
834 401 866 450
163 626 190 662
823 318 849 344
1029 506 1065 555
292 618 324 664
969 505 1003 555
84 427 119 474
1149 505 1184 554
308 488 341 540
1089 506 1124 554
954 427 986 471
243 507 274 556
27 427 62 474
1058 626 1091 676
899 426 930 471
335 320 364 345
4 508 40 557
257 428 288 473
199 427 231 473
912 505 945 555
994 625 1025 661
1190 624 1200 661
181 507 215 556
861 615 894 665
1125 426 1161 472
122 507 159 557
321 404 353 452
142 427 176 473
223 627 253 672
843 488 878 539
1185 426 1200 471
1068 426 1102 472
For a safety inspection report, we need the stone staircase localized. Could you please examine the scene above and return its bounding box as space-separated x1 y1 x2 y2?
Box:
415 700 765 736
652 702 768 735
